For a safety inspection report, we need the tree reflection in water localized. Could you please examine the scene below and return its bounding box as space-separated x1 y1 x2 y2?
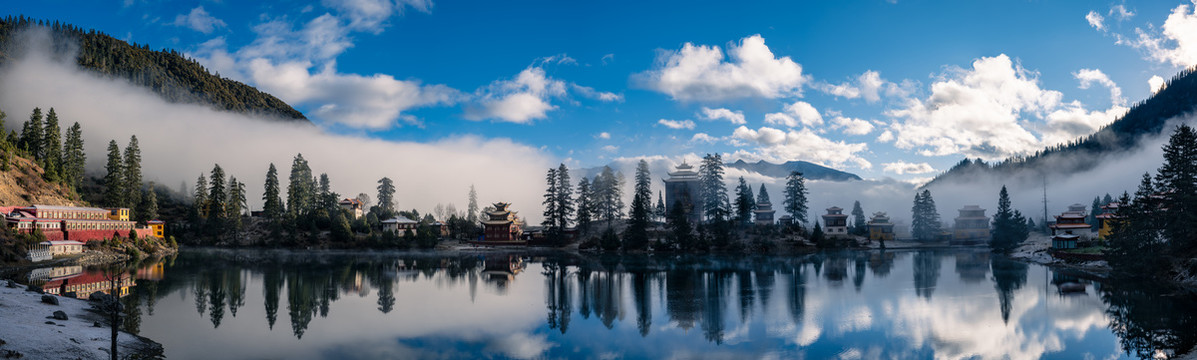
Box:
109 249 1197 359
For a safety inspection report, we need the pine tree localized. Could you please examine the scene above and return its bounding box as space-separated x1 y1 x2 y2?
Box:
624 159 653 250
193 174 208 218
733 176 755 226
467 185 479 224
810 221 825 245
699 153 729 222
102 140 124 207
594 166 623 224
1089 197 1102 231
991 186 1028 252
318 173 339 214
655 191 666 223
541 167 560 235
20 108 42 160
576 177 593 234
287 154 314 218
226 176 246 231
1155 124 1197 252
41 108 62 181
1103 193 1113 205
911 190 942 241
62 122 85 189
851 201 866 235
553 163 574 240
123 135 142 211
783 171 808 225
263 163 284 220
1106 174 1166 274
666 199 694 251
377 177 396 214
207 164 228 223
140 183 159 222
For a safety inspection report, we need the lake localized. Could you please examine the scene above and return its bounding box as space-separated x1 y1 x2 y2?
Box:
22 249 1197 359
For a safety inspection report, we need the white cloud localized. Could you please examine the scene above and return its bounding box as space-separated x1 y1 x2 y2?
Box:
601 53 615 65
785 101 823 127
1110 5 1134 21
1149 75 1166 94
816 70 889 103
816 81 860 99
763 112 798 128
1074 68 1124 105
1086 10 1106 31
464 67 567 123
601 145 619 153
699 107 746 125
571 84 623 102
885 54 1064 159
172 6 227 34
882 161 935 175
634 34 807 101
1041 101 1128 146
658 119 696 130
1119 1 1197 67
730 126 871 169
690 133 719 143
596 132 611 139
321 0 432 33
831 116 875 135
877 130 894 143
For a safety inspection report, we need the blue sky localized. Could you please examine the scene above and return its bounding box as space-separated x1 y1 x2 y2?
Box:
5 0 1196 181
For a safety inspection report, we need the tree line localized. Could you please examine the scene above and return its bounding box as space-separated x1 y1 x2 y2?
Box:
539 154 811 252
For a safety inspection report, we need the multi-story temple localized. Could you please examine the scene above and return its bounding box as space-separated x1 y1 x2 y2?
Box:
1050 203 1090 236
953 205 990 242
867 212 895 242
481 202 523 243
822 207 849 238
753 184 775 226
663 162 702 223
3 205 159 242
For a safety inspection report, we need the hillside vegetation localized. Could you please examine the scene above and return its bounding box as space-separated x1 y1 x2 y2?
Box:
927 66 1197 186
0 16 308 122
0 151 79 207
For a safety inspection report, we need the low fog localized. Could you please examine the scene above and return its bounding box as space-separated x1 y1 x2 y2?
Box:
0 30 1186 228
0 34 554 221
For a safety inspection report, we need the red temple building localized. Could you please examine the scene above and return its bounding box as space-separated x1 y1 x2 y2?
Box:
481 202 523 243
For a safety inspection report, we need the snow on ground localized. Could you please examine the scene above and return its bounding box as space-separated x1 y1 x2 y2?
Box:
0 281 161 359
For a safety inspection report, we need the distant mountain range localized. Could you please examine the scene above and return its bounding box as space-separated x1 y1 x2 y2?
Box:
0 16 308 122
725 159 862 181
927 66 1197 187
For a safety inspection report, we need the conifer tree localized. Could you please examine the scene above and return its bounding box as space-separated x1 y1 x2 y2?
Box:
1106 174 1166 274
655 190 666 223
624 160 652 250
102 140 124 207
140 183 159 222
263 163 284 220
576 177 593 234
124 135 142 210
991 186 1028 252
62 122 85 189
541 167 560 234
667 200 694 250
207 164 228 223
193 174 208 218
377 177 396 214
42 108 62 181
911 190 942 241
783 171 808 225
287 154 314 218
851 200 866 235
1155 124 1197 252
699 153 729 222
318 173 339 214
227 176 246 231
733 176 755 226
594 166 624 224
20 107 42 160
467 185 479 223
1089 197 1102 231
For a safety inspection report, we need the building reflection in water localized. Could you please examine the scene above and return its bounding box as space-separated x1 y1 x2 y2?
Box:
105 249 1197 359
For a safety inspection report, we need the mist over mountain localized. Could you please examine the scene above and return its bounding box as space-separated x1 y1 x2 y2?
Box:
725 159 861 181
0 16 308 122
927 66 1197 188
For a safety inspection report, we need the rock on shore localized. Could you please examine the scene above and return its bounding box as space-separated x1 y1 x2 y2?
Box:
0 281 163 359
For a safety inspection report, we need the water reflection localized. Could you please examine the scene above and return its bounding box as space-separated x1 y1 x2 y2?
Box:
43 249 1196 359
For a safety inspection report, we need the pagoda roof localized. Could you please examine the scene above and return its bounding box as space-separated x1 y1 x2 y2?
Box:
481 220 513 225
382 216 417 224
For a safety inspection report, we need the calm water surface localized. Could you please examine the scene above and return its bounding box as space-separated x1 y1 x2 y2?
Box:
23 249 1197 359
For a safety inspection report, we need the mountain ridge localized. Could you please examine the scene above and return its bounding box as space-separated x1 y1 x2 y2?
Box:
0 16 308 123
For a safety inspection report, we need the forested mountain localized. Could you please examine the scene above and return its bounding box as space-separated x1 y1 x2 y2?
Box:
0 16 308 122
725 159 861 181
926 66 1197 187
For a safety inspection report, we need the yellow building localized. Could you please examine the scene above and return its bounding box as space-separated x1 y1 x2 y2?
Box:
953 205 990 241
867 212 895 242
105 208 130 221
1096 202 1121 241
147 220 165 239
